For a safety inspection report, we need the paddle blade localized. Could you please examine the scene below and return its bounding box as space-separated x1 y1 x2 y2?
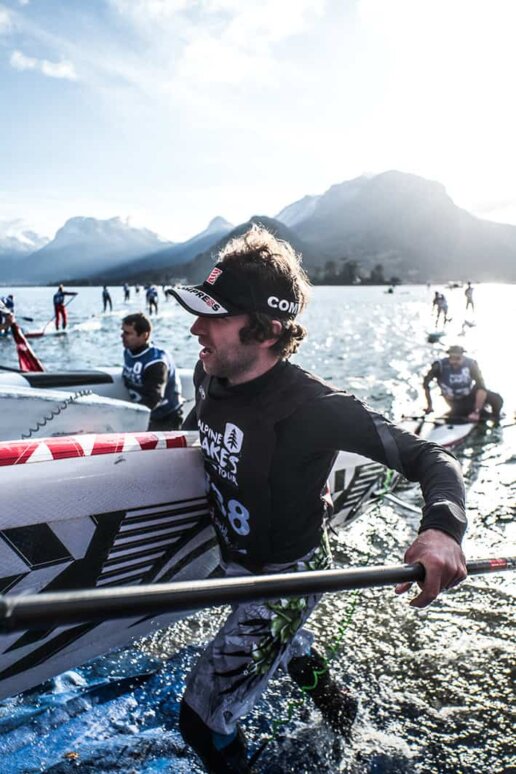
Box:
10 323 45 372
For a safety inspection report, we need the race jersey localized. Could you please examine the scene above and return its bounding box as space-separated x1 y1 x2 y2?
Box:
0 296 14 312
433 356 483 400
53 290 65 306
187 360 466 569
123 344 181 419
146 287 158 301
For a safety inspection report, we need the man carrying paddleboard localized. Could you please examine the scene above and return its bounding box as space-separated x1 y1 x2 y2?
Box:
423 344 503 422
53 284 77 330
121 312 183 430
169 225 468 773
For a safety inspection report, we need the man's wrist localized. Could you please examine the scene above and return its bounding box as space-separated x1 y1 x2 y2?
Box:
419 501 467 544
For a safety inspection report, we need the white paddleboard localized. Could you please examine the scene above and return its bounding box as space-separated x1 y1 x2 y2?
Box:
418 418 476 447
0 431 217 701
0 430 388 699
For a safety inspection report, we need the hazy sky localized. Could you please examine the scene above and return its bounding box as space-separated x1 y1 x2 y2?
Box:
1 0 516 241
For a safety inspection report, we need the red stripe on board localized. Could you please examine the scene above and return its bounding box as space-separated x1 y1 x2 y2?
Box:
0 441 40 466
91 434 126 456
47 438 86 461
166 434 187 449
0 432 190 466
135 434 159 451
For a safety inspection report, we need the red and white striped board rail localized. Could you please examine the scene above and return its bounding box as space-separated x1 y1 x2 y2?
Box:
0 431 194 467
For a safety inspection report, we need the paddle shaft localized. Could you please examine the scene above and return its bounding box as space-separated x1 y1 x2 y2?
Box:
0 558 513 632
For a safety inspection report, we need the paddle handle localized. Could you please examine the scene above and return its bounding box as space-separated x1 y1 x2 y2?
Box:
0 558 513 632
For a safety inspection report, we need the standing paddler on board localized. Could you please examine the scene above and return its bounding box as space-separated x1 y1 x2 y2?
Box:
53 284 78 330
168 225 467 773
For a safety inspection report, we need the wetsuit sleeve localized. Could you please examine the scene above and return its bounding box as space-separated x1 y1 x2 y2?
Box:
423 361 440 388
138 361 168 410
470 360 486 390
294 393 467 544
181 361 204 429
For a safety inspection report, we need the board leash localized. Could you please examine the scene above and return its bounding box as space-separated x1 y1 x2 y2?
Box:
20 389 93 439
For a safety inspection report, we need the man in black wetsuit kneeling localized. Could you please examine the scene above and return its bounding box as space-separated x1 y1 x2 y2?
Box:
168 225 468 773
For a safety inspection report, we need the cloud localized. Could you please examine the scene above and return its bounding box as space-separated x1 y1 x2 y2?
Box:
9 49 78 80
109 0 325 86
0 5 12 33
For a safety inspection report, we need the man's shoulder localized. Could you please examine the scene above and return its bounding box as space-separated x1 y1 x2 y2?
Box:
283 361 340 393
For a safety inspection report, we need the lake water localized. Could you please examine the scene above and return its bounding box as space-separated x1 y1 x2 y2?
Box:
0 284 514 773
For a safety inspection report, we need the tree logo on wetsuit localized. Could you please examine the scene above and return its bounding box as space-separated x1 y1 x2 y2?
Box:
198 420 244 485
224 423 243 454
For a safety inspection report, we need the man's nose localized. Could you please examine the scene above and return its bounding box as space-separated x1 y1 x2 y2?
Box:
191 317 205 335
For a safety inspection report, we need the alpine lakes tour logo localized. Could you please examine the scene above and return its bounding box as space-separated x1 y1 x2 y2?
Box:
199 420 243 484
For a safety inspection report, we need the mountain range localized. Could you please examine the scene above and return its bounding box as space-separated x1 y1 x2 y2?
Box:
1 171 515 284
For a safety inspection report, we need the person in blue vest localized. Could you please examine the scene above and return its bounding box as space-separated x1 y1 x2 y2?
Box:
168 225 468 773
146 285 159 315
123 283 130 302
423 345 503 421
121 312 182 430
53 285 78 330
0 294 14 337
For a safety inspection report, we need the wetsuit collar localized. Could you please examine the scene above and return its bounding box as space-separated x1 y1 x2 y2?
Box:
209 359 288 398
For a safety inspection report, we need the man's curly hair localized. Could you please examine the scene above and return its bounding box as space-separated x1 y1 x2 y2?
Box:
218 224 311 358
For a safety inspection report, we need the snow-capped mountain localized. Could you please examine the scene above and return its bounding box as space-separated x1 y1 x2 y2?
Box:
18 217 173 282
275 195 320 228
96 216 234 282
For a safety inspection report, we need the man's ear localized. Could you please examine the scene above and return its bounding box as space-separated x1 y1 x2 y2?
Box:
270 320 283 338
259 319 283 349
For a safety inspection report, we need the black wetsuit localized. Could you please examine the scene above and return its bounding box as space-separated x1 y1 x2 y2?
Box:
184 359 466 568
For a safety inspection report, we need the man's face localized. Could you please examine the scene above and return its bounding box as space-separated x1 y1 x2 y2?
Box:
448 353 464 368
190 314 264 383
121 323 149 352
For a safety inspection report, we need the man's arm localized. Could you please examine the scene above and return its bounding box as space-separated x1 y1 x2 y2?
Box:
136 362 168 410
422 362 439 413
468 361 487 420
297 393 468 606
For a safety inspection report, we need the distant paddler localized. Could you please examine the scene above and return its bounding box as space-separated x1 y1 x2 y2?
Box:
145 284 159 315
0 297 14 336
0 295 14 337
432 291 449 327
464 281 475 312
102 285 113 312
423 344 503 422
53 284 78 330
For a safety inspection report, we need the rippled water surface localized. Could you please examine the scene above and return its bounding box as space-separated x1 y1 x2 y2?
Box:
0 284 514 773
